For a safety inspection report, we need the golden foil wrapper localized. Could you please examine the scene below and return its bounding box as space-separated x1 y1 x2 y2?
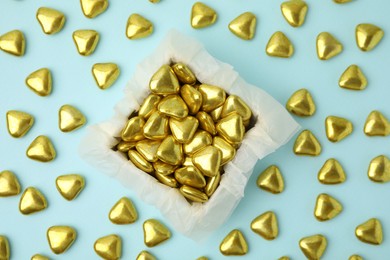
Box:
293 130 321 156
368 155 390 183
349 255 363 260
333 0 352 3
213 136 236 165
192 145 221 177
169 116 199 143
143 219 171 247
92 63 120 90
339 64 367 90
126 14 153 40
325 115 353 142
172 63 196 85
191 2 217 29
220 229 248 256
196 111 217 136
0 236 10 260
6 110 34 138
256 165 284 194
136 140 161 162
204 172 220 197
221 95 252 122
356 23 384 52
139 94 161 119
116 141 136 153
157 136 183 165
59 104 86 132
210 106 223 122
197 257 208 260
19 187 47 215
137 250 156 260
47 226 76 254
72 29 99 56
26 135 56 162
216 113 245 145
158 95 189 119
182 156 195 167
286 88 316 117
355 218 383 245
31 254 49 260
143 112 169 140
316 32 343 60
153 161 177 175
0 30 26 57
149 65 180 95
0 170 21 197
25 68 52 97
278 257 290 260
280 0 308 27
183 130 212 155
180 84 203 114
36 7 66 35
155 171 178 188
179 185 208 203
250 211 278 240
228 12 257 40
364 110 390 136
80 0 108 19
314 193 343 221
129 150 154 173
318 158 346 184
299 234 327 260
121 116 145 142
56 174 85 201
109 197 138 224
94 234 122 260
198 84 226 112
174 166 206 188
266 31 294 58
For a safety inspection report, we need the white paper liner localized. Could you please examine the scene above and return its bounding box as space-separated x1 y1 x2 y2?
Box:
79 30 300 241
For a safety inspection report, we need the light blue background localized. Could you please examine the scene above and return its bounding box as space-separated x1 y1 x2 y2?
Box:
1 0 390 259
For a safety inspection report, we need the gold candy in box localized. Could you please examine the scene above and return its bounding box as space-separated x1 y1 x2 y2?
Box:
79 30 299 240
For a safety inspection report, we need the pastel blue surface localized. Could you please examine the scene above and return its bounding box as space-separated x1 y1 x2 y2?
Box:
1 0 389 259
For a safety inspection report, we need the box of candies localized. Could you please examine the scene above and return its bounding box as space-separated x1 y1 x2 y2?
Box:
80 30 299 240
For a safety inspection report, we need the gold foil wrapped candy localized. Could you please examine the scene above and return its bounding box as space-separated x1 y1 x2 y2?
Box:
143 219 171 247
6 110 34 138
139 94 161 119
143 112 169 140
56 174 85 201
169 116 199 143
280 0 308 27
318 158 346 184
339 64 367 91
59 105 87 132
325 115 353 142
0 236 10 260
121 117 145 142
198 84 226 112
356 23 384 52
94 234 122 260
126 14 153 40
349 255 363 260
256 165 285 194
36 7 66 35
180 185 208 202
250 211 278 240
109 197 138 224
286 88 316 117
266 31 294 58
192 146 221 177
157 136 183 165
47 226 76 254
26 68 52 97
31 254 49 260
72 29 99 56
299 234 327 260
368 155 390 183
172 63 196 85
19 187 48 214
220 229 248 256
364 110 390 136
181 84 203 114
80 0 108 19
228 12 257 40
216 113 245 145
0 30 26 57
175 166 206 188
316 32 343 60
137 250 156 260
293 130 321 156
183 130 212 155
191 2 217 29
0 170 21 197
355 218 383 245
150 65 180 95
92 63 120 90
26 135 56 162
314 193 343 221
129 150 154 173
136 140 161 162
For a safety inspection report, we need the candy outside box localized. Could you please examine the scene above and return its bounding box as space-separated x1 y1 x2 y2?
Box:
79 30 300 241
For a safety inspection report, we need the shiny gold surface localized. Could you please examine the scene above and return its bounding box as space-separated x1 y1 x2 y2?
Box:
228 12 257 40
356 23 384 52
149 65 180 95
94 234 121 260
59 105 86 132
19 187 47 215
72 29 99 56
196 111 217 136
172 63 196 85
180 84 203 114
213 136 235 165
121 116 145 142
293 130 321 156
169 116 199 143
256 165 284 194
221 95 252 122
26 135 56 162
333 0 352 3
155 171 178 188
355 218 383 245
299 234 327 260
0 30 25 56
316 32 343 60
56 174 85 201
156 136 183 165
198 84 226 112
0 236 9 260
368 155 390 183
36 7 65 35
136 140 161 162
266 31 294 58
109 197 138 224
143 112 169 140
158 95 189 119
314 193 343 221
349 255 363 260
191 2 217 29
281 0 308 27
92 63 120 90
250 211 278 240
278 257 290 260
139 94 161 119
220 229 248 256
126 14 153 40
47 226 76 254
0 170 21 197
80 0 108 18
286 88 316 117
31 254 49 260
174 166 206 188
364 110 390 136
210 106 223 122
182 156 195 167
6 110 34 138
325 115 353 142
183 130 212 155
192 145 221 177
137 250 156 260
116 141 136 153
25 68 52 97
205 172 220 197
339 64 367 90
179 185 208 203
197 257 208 260
216 113 245 145
143 219 171 247
128 150 154 173
153 161 177 175
318 158 346 184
